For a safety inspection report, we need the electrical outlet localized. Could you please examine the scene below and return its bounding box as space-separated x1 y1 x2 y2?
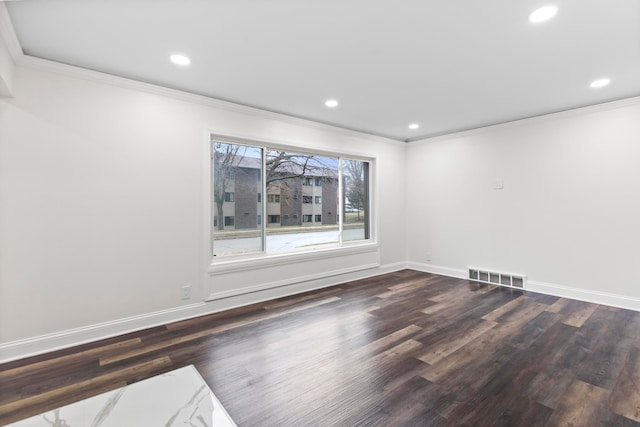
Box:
181 285 191 300
426 252 432 262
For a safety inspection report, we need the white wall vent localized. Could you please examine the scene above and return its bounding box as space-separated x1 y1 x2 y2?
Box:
468 267 526 289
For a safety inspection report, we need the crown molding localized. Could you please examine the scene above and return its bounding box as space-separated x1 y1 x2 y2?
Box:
15 54 406 147
408 95 640 145
0 3 23 61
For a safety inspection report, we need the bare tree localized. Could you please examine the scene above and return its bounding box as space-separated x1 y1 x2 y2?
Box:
265 150 318 184
264 151 328 214
213 142 245 231
343 160 366 220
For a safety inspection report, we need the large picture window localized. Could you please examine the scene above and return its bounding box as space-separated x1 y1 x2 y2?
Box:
211 137 371 257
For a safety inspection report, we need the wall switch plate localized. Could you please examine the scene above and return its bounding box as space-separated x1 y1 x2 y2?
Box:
493 180 504 190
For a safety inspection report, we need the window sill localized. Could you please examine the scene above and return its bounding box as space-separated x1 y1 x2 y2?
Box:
207 241 379 275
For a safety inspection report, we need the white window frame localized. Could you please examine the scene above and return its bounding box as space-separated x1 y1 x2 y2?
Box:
203 133 378 274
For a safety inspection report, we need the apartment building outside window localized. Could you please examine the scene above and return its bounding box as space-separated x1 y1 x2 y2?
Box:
211 137 372 257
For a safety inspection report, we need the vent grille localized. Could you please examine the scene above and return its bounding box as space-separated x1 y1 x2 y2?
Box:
468 267 526 289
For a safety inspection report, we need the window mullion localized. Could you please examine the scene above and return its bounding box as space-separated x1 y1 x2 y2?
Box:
261 146 267 253
338 157 344 246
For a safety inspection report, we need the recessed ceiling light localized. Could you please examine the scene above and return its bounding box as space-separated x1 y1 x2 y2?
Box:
170 54 191 66
408 123 420 130
529 5 558 23
325 99 339 108
589 78 611 88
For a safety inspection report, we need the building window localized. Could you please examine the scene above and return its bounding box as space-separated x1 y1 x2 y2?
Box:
268 215 281 224
212 137 371 257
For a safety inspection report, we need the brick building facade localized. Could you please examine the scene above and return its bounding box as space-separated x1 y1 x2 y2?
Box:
214 158 338 230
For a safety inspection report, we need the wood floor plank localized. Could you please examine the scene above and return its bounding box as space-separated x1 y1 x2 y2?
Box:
451 365 540 425
576 308 636 389
599 412 640 427
340 324 422 363
374 376 447 426
372 339 423 365
546 298 571 313
524 292 561 306
0 338 142 379
481 295 527 322
416 319 497 365
561 300 599 327
492 397 553 427
608 346 640 422
518 318 600 410
376 277 435 298
546 379 609 426
388 275 436 291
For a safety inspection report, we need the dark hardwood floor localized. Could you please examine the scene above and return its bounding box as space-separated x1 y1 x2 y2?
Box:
2 270 640 426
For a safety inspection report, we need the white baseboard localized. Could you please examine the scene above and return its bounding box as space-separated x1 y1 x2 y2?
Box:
0 262 406 364
0 302 211 364
405 262 467 279
408 261 640 312
527 280 640 312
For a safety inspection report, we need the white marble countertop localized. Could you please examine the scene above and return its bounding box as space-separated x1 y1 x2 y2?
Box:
9 365 236 426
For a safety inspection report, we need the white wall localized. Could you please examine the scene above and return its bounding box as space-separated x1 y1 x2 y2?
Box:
406 99 640 307
0 61 406 359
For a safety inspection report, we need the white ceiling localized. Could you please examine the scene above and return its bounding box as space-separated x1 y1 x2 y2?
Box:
5 0 640 141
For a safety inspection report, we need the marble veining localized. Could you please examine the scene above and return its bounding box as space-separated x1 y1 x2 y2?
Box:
9 366 236 427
